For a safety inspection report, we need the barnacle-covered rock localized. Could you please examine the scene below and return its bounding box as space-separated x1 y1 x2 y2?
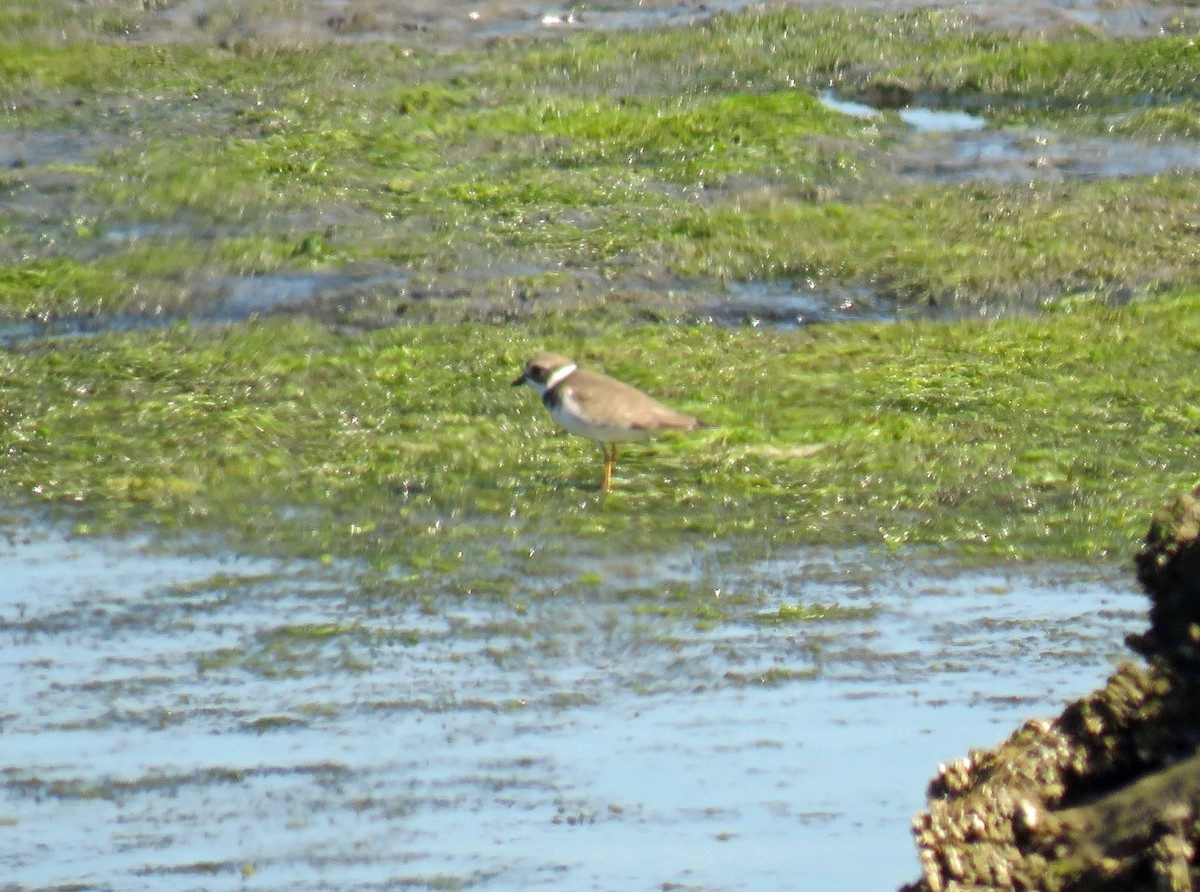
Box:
1131 487 1200 670
901 488 1200 892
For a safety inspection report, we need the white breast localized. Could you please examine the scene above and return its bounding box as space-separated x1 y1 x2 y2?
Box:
549 391 652 444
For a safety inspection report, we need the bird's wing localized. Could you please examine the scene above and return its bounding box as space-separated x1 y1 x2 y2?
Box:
570 369 700 431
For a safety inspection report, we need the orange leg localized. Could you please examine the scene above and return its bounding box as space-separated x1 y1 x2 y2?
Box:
601 443 617 492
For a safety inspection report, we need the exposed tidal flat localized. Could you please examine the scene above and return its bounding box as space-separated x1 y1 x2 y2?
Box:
1 1 1199 889
4 4 1200 325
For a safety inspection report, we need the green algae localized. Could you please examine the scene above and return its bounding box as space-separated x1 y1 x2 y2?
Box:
754 603 878 625
724 667 821 687
0 5 1197 571
0 293 1198 564
1 8 1199 321
4 767 250 802
3 762 353 806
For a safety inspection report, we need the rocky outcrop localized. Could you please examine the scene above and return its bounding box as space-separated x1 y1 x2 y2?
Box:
903 488 1200 892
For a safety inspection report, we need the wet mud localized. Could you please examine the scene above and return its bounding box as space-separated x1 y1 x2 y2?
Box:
0 527 1143 889
103 0 1200 48
0 269 957 346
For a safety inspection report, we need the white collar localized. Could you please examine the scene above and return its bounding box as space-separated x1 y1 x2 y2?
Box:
543 362 577 391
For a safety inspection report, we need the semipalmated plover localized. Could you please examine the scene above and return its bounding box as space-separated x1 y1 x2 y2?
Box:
512 352 706 492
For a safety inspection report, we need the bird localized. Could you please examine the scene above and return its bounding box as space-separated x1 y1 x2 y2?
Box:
512 351 706 492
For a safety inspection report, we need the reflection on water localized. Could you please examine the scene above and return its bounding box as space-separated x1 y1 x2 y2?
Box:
0 529 1143 890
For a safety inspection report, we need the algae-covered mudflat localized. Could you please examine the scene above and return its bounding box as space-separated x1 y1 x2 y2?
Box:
3 302 1198 565
4 3 1200 326
1 0 1198 888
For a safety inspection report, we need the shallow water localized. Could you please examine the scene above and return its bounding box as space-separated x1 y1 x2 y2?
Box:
816 91 1200 184
818 92 988 133
703 280 897 328
0 528 1144 890
889 128 1200 183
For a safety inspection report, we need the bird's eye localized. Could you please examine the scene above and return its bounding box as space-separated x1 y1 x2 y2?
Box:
530 365 543 376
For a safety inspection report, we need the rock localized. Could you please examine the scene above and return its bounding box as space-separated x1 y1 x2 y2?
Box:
1131 486 1200 670
901 488 1200 892
855 77 916 110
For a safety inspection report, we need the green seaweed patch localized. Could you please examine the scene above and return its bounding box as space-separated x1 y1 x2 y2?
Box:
196 647 243 674
164 571 280 599
3 10 1199 323
2 766 248 802
723 667 820 687
633 592 761 629
267 622 360 641
295 702 342 719
0 258 126 319
524 90 856 184
242 714 309 733
1 294 1199 566
667 174 1200 306
207 621 422 677
754 603 878 624
523 9 1200 110
392 873 496 891
916 33 1200 104
136 861 243 877
1104 103 1200 140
